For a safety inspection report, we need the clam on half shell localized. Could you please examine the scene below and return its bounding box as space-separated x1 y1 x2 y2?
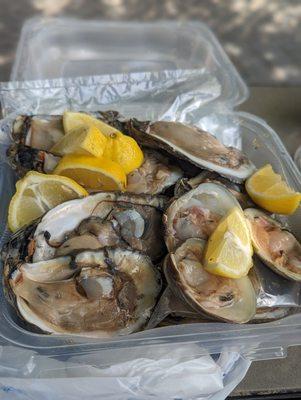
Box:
164 182 242 252
164 238 256 323
126 120 256 182
174 170 254 209
245 208 301 282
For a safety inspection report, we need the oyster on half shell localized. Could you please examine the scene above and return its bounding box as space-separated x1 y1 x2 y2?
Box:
245 208 301 281
11 111 125 152
8 248 161 337
8 111 126 177
12 115 65 151
164 238 256 323
3 192 168 265
7 144 60 177
126 120 256 182
127 149 183 195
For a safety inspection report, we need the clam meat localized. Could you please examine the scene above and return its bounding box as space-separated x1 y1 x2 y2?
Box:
165 238 256 323
245 208 301 281
164 182 241 252
174 171 253 208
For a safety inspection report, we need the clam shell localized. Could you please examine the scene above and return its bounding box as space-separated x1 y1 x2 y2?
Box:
165 238 256 323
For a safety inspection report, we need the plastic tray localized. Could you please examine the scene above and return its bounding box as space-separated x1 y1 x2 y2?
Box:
1 18 301 363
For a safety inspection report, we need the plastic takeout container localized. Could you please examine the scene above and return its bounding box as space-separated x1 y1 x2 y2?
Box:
1 18 301 365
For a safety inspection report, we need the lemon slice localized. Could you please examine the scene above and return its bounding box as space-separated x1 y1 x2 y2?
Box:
63 111 144 174
103 131 144 174
246 164 301 214
53 154 126 191
63 111 120 136
204 207 253 279
8 171 88 232
50 125 107 158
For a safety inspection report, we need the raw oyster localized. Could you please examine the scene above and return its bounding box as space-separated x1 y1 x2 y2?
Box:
165 238 256 323
4 192 167 264
245 208 301 281
12 115 65 151
126 120 256 182
174 171 253 208
164 182 241 252
7 248 161 337
127 149 183 195
8 111 126 177
11 111 125 151
7 144 60 177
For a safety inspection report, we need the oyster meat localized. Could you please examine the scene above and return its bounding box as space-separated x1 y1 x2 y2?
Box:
165 238 256 323
164 182 241 252
12 115 65 151
127 149 183 195
4 192 167 264
8 248 161 337
8 111 126 177
245 208 301 281
7 144 60 177
126 120 256 182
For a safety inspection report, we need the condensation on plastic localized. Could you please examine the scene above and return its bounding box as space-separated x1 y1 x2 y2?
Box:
0 74 300 362
0 342 250 400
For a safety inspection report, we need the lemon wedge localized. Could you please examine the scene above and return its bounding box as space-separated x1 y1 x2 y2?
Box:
63 111 144 174
102 131 144 174
63 111 120 136
50 125 107 158
246 164 301 214
204 207 253 279
8 171 88 232
53 154 126 191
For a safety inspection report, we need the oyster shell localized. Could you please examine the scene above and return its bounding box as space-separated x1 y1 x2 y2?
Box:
5 192 167 264
8 248 161 337
11 111 125 150
126 120 256 182
127 149 183 195
12 115 65 151
174 171 253 209
7 144 60 177
245 208 301 281
164 182 241 252
165 238 256 323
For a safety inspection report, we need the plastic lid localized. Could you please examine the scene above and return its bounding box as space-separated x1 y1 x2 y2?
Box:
11 18 248 109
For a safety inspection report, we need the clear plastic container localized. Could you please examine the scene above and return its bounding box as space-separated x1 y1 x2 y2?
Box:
10 17 248 109
295 145 301 171
1 18 301 363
